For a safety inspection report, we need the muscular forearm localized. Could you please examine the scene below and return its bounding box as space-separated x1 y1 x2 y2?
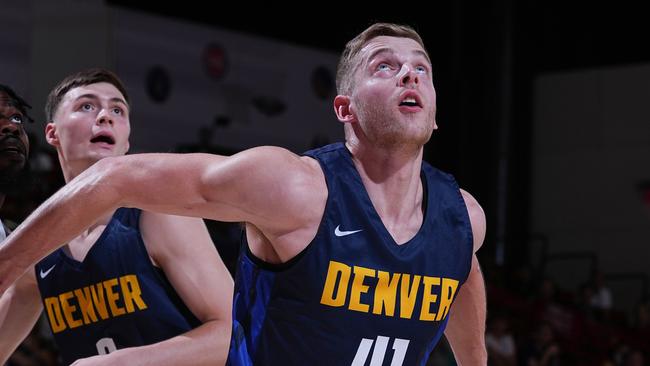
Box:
444 255 487 365
78 319 231 366
0 159 122 292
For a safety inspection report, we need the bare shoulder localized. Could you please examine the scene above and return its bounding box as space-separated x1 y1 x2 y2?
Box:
202 146 325 190
459 189 486 252
139 211 215 265
232 146 324 184
225 146 327 230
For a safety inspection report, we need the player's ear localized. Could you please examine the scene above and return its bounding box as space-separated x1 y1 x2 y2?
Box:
334 95 357 124
45 122 59 147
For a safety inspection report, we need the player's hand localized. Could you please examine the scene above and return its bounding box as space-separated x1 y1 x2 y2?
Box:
70 354 112 366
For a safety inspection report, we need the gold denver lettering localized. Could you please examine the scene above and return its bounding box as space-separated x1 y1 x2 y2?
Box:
320 261 459 322
44 274 148 333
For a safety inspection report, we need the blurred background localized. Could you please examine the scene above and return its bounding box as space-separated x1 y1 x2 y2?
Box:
2 1 649 365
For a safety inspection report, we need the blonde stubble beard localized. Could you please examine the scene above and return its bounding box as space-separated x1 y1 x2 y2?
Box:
352 98 436 152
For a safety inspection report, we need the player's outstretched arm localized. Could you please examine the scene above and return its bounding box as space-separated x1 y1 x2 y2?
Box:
0 147 324 293
444 190 488 365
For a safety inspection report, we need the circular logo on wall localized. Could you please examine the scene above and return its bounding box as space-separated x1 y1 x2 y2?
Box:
203 43 228 80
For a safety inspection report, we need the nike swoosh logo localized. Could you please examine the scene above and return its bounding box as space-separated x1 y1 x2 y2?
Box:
334 225 363 237
39 264 56 279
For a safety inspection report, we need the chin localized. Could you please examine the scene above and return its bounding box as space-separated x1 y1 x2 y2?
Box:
85 151 115 162
399 126 432 145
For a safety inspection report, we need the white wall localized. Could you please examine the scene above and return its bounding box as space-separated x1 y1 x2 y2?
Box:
0 1 343 152
0 0 111 130
111 8 342 153
0 1 34 107
532 64 650 314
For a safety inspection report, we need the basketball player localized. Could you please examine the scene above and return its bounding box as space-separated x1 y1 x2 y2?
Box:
0 69 233 365
0 24 487 365
0 83 32 241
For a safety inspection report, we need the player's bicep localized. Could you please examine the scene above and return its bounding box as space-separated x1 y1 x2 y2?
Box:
460 189 486 253
105 152 230 219
111 147 321 229
198 146 326 230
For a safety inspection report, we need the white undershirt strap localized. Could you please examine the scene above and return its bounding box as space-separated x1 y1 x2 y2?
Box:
0 219 7 243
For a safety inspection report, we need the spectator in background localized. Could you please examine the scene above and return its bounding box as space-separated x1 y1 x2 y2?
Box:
531 278 573 337
632 300 650 332
589 270 613 321
576 282 597 321
510 264 537 300
623 349 645 366
486 314 517 366
522 323 561 366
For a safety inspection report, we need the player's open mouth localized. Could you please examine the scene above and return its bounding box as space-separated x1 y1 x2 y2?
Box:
90 134 115 145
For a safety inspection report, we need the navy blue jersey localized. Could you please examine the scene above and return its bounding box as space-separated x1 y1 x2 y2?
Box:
228 143 474 366
35 208 200 365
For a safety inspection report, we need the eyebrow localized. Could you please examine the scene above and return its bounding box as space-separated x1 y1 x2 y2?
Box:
366 47 432 67
0 110 23 121
0 105 21 118
0 97 15 107
75 94 129 108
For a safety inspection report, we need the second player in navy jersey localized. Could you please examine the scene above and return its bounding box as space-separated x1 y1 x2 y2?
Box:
35 208 204 365
0 69 233 365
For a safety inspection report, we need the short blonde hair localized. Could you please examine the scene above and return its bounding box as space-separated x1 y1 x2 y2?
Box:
336 23 427 95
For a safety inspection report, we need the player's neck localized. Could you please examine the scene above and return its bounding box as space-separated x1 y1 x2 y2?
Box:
60 159 99 183
346 140 423 188
64 216 112 261
347 141 424 242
